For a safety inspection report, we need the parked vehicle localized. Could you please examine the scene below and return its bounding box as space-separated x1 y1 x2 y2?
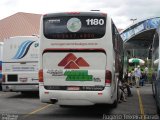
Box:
2 36 39 93
151 25 160 114
39 11 124 107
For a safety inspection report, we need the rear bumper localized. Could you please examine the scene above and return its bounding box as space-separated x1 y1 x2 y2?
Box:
2 72 39 92
2 84 39 92
39 85 114 106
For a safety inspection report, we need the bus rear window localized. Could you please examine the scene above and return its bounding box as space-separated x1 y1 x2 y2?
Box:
43 13 106 39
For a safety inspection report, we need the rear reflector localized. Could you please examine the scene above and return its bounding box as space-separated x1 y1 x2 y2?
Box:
39 69 43 82
98 93 103 96
44 91 49 94
105 70 112 86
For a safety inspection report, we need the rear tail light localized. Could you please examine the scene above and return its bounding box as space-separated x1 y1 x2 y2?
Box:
105 70 112 86
2 74 5 82
39 69 43 82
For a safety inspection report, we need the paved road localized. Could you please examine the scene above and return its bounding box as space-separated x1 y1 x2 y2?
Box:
0 84 159 120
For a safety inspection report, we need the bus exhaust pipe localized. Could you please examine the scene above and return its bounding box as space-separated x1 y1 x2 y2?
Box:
50 98 58 104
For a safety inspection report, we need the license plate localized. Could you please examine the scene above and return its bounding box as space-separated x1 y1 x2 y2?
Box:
19 78 28 82
67 86 80 91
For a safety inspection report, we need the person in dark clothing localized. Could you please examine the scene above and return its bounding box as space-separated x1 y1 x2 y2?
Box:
119 81 127 102
123 72 133 97
140 72 145 86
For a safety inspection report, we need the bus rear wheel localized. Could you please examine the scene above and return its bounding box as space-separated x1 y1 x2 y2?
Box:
111 84 119 108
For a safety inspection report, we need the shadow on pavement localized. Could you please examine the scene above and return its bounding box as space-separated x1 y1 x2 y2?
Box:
7 92 39 99
24 105 114 120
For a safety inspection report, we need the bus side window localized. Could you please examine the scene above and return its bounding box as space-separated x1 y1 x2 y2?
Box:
112 21 119 52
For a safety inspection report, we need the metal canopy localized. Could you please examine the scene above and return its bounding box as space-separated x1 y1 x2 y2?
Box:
121 17 160 49
124 29 156 49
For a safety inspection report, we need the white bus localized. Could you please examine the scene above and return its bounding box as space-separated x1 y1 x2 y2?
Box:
39 12 124 106
151 26 160 114
2 36 39 93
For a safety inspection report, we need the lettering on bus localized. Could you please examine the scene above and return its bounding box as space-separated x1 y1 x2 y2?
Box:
46 69 101 82
47 70 63 76
64 70 93 81
51 33 95 39
12 66 35 71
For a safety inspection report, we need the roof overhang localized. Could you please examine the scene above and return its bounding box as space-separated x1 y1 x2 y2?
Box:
121 17 160 49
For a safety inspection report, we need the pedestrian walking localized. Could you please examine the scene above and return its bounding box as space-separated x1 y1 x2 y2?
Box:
134 65 141 88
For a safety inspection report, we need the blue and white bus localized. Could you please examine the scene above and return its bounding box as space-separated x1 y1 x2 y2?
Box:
2 36 39 93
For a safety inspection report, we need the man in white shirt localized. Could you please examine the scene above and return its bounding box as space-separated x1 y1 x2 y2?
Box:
134 65 141 88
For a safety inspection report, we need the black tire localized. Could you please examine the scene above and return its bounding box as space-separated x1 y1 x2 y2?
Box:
111 84 119 108
156 97 160 115
111 100 118 108
154 89 160 115
157 105 160 115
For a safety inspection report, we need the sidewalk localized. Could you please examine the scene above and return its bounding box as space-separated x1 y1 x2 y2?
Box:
111 84 158 115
